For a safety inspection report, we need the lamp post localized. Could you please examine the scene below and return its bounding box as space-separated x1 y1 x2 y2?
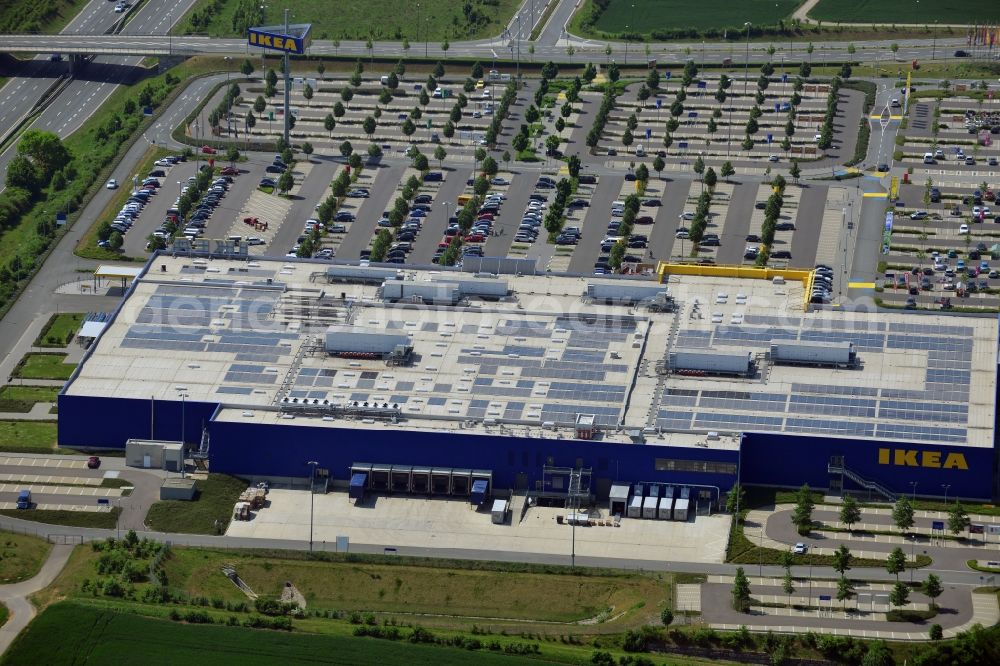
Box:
224 56 231 86
178 392 188 479
941 484 951 504
931 20 938 60
909 534 916 582
910 481 918 502
624 25 629 66
282 7 291 145
307 460 318 551
743 22 752 98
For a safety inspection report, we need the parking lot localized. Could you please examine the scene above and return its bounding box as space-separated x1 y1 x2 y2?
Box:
225 488 731 564
880 91 1000 310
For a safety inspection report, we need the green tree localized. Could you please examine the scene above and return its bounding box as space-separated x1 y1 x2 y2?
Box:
922 573 943 610
401 118 416 140
333 102 345 119
434 145 447 169
17 129 70 182
349 153 363 170
301 142 313 160
862 641 892 666
892 497 915 533
607 62 620 83
419 88 430 106
278 170 294 194
832 545 853 576
622 129 633 152
799 62 812 78
482 156 499 177
316 61 325 78
413 153 429 171
341 87 354 106
395 59 406 78
731 567 751 613
836 575 854 610
525 106 540 123
886 547 906 581
5 155 39 192
948 502 971 535
791 484 815 532
265 68 278 88
443 121 455 139
324 113 336 137
541 61 559 80
433 61 445 78
653 155 665 181
840 495 861 532
635 163 649 184
721 161 735 182
609 241 625 272
108 230 123 251
339 141 353 158
240 58 254 76
660 607 673 626
387 72 399 90
545 135 561 156
367 143 382 158
567 155 581 179
646 69 660 90
363 116 377 140
782 571 795 607
302 84 313 105
889 581 910 609
471 61 484 79
704 167 717 189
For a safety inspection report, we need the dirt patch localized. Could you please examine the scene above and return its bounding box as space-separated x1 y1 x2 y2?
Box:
281 580 306 609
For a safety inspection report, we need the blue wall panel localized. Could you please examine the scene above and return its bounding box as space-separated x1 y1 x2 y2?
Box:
57 394 218 449
207 418 738 497
742 432 994 501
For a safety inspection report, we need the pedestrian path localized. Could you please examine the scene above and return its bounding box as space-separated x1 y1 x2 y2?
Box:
0 483 122 498
675 584 701 613
744 508 916 561
0 473 100 486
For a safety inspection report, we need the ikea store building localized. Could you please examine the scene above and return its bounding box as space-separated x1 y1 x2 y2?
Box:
58 255 1000 505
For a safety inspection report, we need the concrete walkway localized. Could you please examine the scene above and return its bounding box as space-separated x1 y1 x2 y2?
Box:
0 544 73 655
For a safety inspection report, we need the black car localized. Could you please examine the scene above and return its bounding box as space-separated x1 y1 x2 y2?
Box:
955 49 969 57
775 222 796 231
624 173 637 181
264 164 285 174
578 175 597 185
333 211 355 222
746 234 760 242
423 172 443 182
529 194 547 202
413 194 433 204
642 199 661 207
568 199 589 208
771 250 791 259
755 201 767 210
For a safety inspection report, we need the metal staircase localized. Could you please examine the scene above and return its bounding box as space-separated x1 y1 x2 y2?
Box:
827 458 896 501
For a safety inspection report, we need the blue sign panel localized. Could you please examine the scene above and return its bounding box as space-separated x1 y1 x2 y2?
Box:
932 520 945 530
697 81 707 89
687 111 698 118
819 594 832 602
781 73 788 83
645 128 651 140
656 98 662 109
677 141 688 149
664 71 671 79
248 28 307 54
766 133 773 144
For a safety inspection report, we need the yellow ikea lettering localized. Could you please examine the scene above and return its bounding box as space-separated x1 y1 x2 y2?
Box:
943 453 968 470
921 451 940 468
878 448 890 464
894 449 918 467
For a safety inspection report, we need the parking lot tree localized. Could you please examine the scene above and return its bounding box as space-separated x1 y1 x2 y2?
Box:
791 483 815 532
280 146 293 164
555 117 565 132
512 131 529 152
544 135 561 156
731 567 751 612
836 576 855 611
333 102 345 120
463 78 476 94
704 167 717 190
675 87 687 104
838 494 861 531
636 85 650 108
947 502 971 535
443 121 455 138
609 241 625 271
265 68 277 88
540 61 559 80
440 38 449 54
303 83 314 106
357 115 375 140
419 88 430 107
432 60 445 78
434 145 447 169
278 170 294 194
692 155 705 179
670 100 684 118
474 147 487 170
411 106 422 121
635 163 649 184
761 61 775 77
652 155 665 180
322 113 336 138
560 102 573 120
177 192 193 218
622 129 634 152
470 61 483 79
341 87 354 107
818 125 833 150
720 161 735 182
886 547 906 581
400 118 416 140
782 571 794 607
482 156 498 177
473 175 490 197
374 88 389 105
339 141 353 158
108 230 123 251
756 75 770 92
225 146 240 164
799 62 812 78
645 68 660 90
889 581 909 609
348 153 363 171
662 132 673 149
583 62 597 83
239 58 254 77
566 155 581 179
425 76 437 93
251 96 266 117
450 106 463 123
666 117 679 133
921 573 943 610
892 496 915 533
706 118 717 138
832 544 853 576
349 69 362 88
626 113 638 132
771 174 786 192
714 88 727 104
525 105 540 123
607 62 620 83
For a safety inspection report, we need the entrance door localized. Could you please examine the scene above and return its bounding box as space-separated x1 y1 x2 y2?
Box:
143 455 152 469
515 472 528 491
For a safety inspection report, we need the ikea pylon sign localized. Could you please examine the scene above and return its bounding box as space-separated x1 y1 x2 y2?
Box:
247 24 311 54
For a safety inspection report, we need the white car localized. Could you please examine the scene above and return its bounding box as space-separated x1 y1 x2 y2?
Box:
106 179 118 189
792 543 808 554
482 89 491 99
960 224 970 234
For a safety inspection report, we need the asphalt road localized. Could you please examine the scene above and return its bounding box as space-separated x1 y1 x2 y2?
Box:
790 184 828 267
410 167 469 265
335 162 408 260
716 180 757 264
568 174 622 273
649 178 688 262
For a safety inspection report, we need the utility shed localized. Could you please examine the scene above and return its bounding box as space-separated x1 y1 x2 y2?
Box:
160 477 196 500
325 326 410 355
586 281 666 304
668 349 753 376
327 265 400 284
381 280 461 304
126 439 183 472
770 340 857 367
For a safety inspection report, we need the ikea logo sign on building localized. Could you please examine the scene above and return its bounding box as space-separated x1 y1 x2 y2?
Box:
248 27 309 54
878 448 968 470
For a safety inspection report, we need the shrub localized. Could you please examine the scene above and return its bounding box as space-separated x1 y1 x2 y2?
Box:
929 624 943 640
660 608 674 626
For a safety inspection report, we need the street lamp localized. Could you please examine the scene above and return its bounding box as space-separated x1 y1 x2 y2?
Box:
307 460 318 551
910 481 918 502
932 20 938 60
909 534 917 582
624 25 629 66
743 22 752 98
941 484 951 504
224 56 231 86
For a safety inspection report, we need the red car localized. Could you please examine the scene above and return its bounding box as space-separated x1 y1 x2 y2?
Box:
201 145 217 155
87 456 101 469
221 166 240 176
464 233 485 243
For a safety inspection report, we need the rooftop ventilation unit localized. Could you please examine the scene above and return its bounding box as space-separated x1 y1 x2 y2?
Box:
325 326 412 357
668 349 754 377
770 340 858 368
586 281 669 306
326 265 401 285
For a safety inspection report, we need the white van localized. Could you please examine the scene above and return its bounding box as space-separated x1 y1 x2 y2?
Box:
635 144 645 156
380 75 390 85
923 152 936 164
612 200 625 209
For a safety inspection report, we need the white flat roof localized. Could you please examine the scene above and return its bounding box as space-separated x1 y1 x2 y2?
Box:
66 255 997 449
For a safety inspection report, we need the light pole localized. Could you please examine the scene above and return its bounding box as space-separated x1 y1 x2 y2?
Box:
516 13 521 78
624 25 629 66
282 7 291 145
910 481 918 502
224 56 231 86
743 22 752 98
931 21 938 60
307 460 318 551
941 484 950 504
909 534 916 582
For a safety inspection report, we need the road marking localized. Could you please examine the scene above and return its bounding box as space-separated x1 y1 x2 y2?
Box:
862 192 888 198
849 282 875 289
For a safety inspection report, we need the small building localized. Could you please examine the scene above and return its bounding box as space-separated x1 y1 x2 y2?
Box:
160 477 196 500
491 498 508 524
126 439 184 472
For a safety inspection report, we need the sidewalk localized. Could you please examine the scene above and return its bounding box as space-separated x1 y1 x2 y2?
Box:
0 544 74 655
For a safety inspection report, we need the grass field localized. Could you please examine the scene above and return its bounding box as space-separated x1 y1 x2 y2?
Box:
2 602 565 666
11 353 74 381
0 531 51 583
176 0 520 42
0 0 90 33
0 385 60 413
144 474 247 535
0 420 57 452
34 313 84 347
578 0 801 34
0 508 120 529
809 0 1000 24
163 548 668 623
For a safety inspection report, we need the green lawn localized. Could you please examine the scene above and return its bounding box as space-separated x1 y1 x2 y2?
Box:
577 0 801 34
3 602 565 666
809 0 999 24
0 509 120 530
0 531 52 583
34 313 84 347
0 385 60 413
176 0 521 41
0 420 57 452
11 353 75 381
0 0 90 33
145 474 247 535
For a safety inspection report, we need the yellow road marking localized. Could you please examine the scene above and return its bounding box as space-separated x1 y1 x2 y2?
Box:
862 192 888 198
849 282 876 289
